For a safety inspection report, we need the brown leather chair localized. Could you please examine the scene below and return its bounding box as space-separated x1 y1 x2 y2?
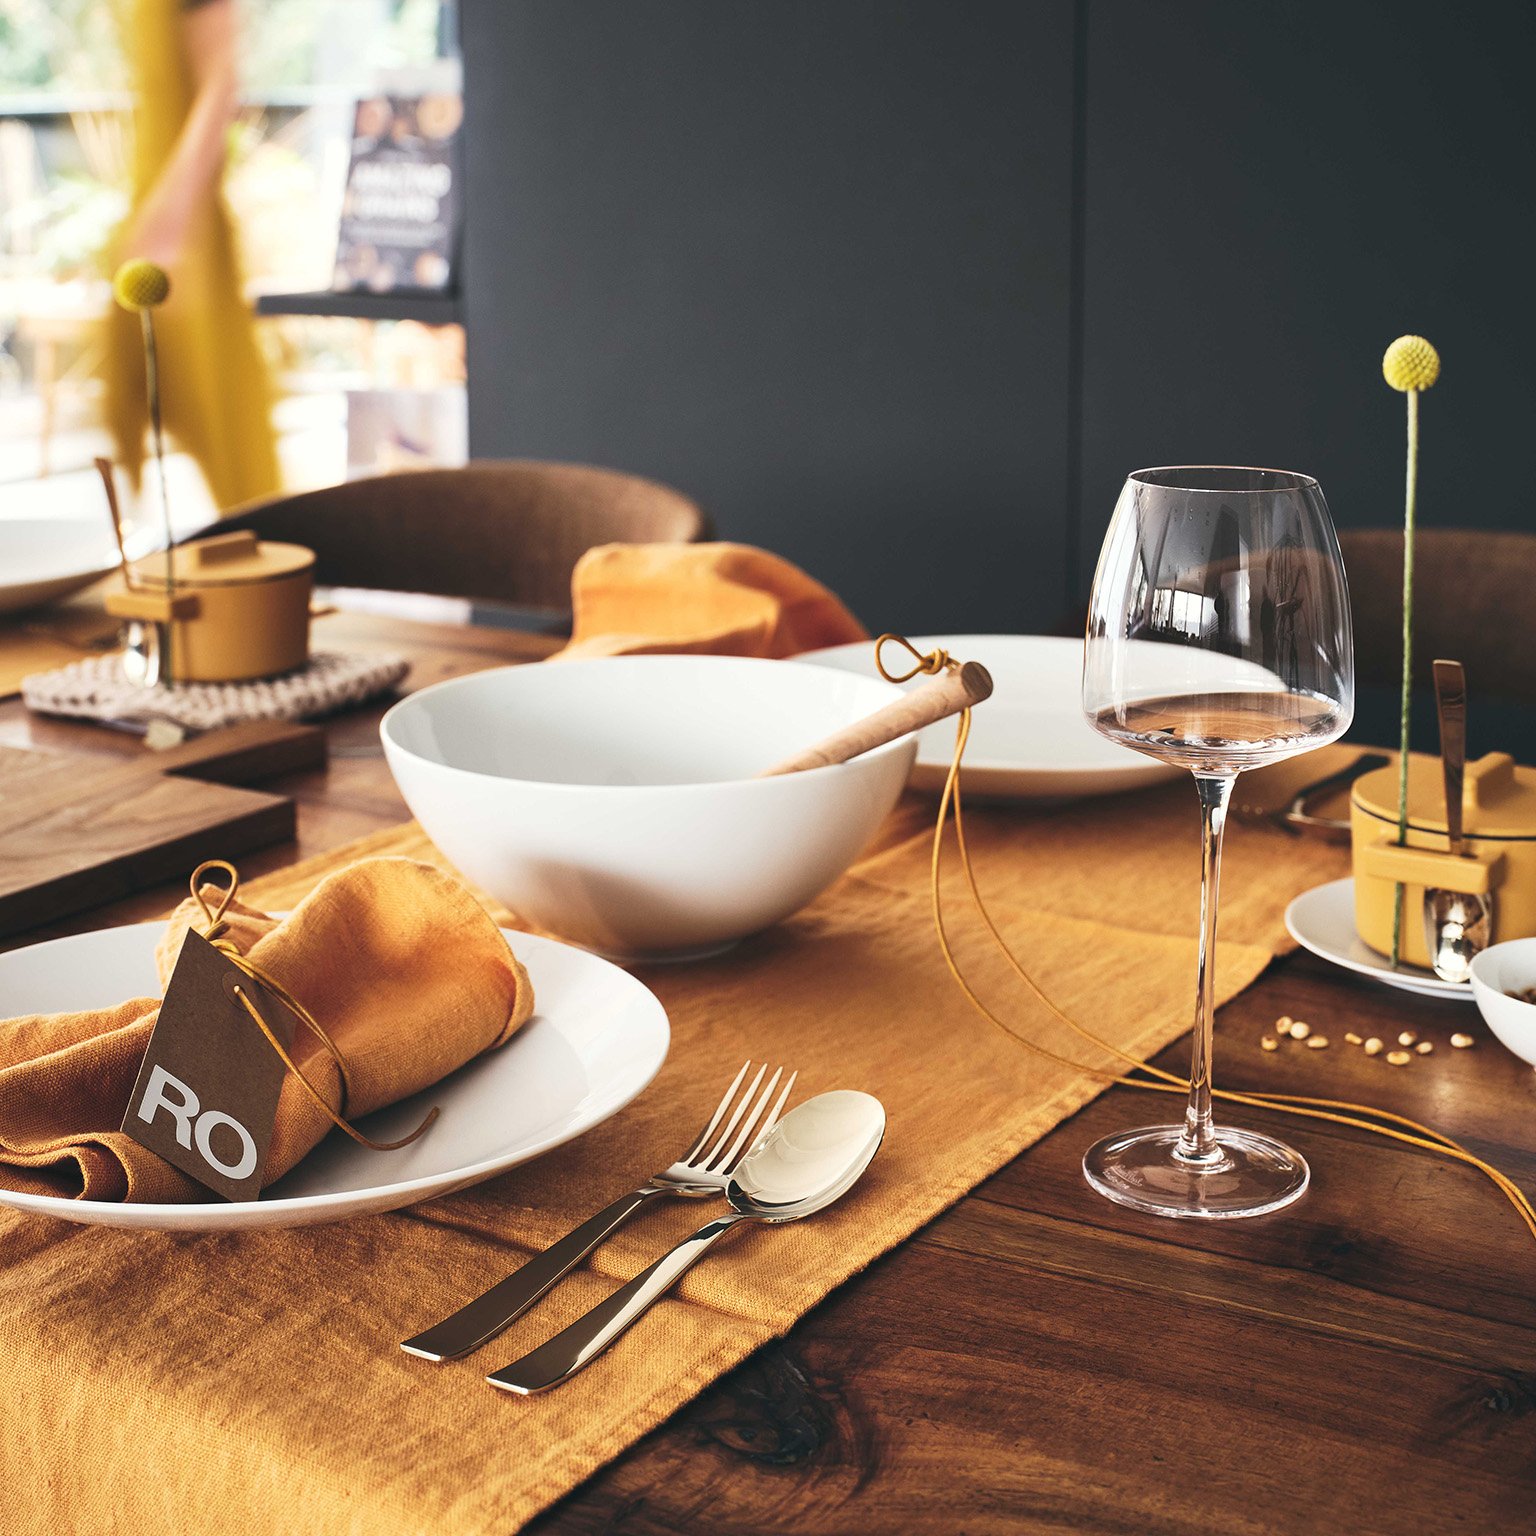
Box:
1340 528 1536 706
212 459 710 613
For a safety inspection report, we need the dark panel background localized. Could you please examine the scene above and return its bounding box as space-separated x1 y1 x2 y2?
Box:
1075 0 1536 752
1078 0 1536 558
461 0 1536 697
459 0 1076 634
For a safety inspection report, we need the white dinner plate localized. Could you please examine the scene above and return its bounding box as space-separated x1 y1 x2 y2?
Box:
0 505 219 615
798 634 1182 801
0 921 669 1230
0 514 122 614
1284 878 1476 1003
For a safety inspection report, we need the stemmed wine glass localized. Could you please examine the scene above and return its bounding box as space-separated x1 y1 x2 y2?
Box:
1082 467 1354 1218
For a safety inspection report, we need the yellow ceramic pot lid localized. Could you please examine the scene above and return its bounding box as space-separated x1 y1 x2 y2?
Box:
1352 752 1536 841
128 533 315 589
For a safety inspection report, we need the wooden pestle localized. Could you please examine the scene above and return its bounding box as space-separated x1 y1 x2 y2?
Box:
760 661 993 777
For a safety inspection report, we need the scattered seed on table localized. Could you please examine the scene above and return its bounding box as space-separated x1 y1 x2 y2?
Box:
1397 1030 1417 1047
1345 1032 1363 1045
1451 1033 1475 1049
1306 1035 1329 1049
1261 1036 1279 1052
1290 1021 1312 1040
1364 1038 1384 1055
1415 1040 1434 1054
1276 1018 1294 1037
1386 1049 1412 1066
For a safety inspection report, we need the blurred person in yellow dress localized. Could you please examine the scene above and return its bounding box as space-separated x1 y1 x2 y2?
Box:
102 0 281 512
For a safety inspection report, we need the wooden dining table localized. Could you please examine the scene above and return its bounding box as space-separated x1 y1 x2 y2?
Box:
3 607 1533 1535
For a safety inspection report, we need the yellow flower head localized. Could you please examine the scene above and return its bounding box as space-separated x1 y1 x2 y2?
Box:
1382 334 1440 392
112 258 171 312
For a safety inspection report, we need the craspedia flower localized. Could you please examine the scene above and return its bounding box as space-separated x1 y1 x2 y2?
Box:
1382 334 1440 392
112 258 170 312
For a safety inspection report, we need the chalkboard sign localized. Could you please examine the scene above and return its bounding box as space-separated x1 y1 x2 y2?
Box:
333 93 461 295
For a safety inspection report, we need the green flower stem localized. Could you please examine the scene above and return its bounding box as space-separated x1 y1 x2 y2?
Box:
1389 386 1419 966
140 309 174 600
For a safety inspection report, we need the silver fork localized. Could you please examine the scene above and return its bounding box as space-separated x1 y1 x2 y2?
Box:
400 1062 797 1361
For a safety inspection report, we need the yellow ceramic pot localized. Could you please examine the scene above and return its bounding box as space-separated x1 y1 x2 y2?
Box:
1350 751 1536 968
106 530 314 683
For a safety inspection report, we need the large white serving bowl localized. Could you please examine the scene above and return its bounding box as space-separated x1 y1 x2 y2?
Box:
1469 940 1536 1066
381 655 918 961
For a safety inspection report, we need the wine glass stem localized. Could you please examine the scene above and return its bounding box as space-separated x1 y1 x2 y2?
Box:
1177 772 1236 1164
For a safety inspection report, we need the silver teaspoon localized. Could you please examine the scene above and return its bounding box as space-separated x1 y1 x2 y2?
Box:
487 1090 886 1395
119 620 162 690
1423 659 1493 983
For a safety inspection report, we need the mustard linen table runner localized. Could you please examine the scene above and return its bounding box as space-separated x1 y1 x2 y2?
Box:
0 762 1350 1535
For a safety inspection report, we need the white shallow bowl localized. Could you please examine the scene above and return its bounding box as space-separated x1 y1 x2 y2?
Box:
1469 940 1536 1066
798 635 1182 800
381 655 917 960
0 921 669 1231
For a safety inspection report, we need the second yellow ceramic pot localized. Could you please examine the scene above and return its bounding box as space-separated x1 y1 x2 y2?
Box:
1351 751 1536 968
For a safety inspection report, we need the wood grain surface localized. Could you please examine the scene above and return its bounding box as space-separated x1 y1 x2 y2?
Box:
0 721 326 937
2 608 1532 1535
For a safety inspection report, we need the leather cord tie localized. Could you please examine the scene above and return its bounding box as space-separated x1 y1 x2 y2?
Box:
874 631 954 683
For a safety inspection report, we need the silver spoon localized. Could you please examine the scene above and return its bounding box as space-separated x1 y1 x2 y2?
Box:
1424 659 1493 982
94 456 164 691
119 619 163 690
487 1089 886 1394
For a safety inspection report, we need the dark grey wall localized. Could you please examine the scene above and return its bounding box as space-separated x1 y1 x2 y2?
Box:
461 0 1536 644
460 0 1075 633
1078 0 1536 563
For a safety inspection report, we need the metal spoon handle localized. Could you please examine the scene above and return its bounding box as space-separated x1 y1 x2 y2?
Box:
487 1213 749 1394
1432 659 1468 855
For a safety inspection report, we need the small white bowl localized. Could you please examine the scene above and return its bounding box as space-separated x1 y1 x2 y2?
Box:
1469 939 1536 1067
381 655 917 961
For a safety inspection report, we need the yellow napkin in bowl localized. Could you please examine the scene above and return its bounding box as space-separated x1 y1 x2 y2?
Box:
0 858 534 1203
556 542 868 659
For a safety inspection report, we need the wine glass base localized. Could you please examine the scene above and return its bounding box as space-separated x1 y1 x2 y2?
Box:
1082 1124 1309 1219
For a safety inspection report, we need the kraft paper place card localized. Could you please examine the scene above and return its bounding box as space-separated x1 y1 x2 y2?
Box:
122 930 291 1201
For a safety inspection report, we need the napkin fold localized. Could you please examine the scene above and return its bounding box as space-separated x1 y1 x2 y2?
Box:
0 858 534 1203
556 541 868 659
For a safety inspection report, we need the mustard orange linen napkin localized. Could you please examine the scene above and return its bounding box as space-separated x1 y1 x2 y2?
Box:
0 857 533 1203
556 541 868 659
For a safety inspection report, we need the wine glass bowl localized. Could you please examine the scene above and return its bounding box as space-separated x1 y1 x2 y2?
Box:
1081 466 1354 1219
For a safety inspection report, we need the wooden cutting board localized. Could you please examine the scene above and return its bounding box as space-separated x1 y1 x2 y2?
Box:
0 721 325 938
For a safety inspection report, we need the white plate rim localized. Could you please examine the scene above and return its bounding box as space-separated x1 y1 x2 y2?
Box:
1284 877 1476 1002
0 510 220 594
0 922 670 1227
796 633 1178 782
798 634 1120 776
